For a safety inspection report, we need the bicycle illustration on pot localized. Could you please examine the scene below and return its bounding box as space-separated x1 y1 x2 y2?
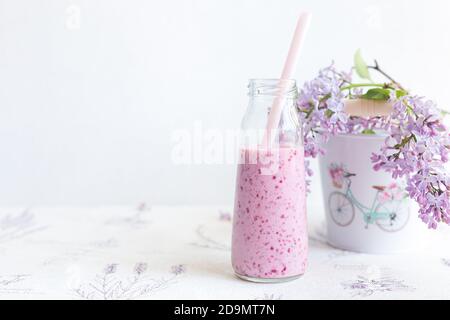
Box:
327 163 409 232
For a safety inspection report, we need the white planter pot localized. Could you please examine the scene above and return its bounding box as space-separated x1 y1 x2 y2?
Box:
319 133 426 254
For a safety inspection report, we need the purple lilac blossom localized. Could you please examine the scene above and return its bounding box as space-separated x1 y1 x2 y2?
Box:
371 95 450 228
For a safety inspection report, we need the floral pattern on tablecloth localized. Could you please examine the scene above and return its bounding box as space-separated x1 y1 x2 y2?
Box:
0 206 448 299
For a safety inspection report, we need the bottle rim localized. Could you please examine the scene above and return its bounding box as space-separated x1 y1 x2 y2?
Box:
248 79 297 98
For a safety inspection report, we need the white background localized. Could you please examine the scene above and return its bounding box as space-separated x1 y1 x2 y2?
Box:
1 0 449 207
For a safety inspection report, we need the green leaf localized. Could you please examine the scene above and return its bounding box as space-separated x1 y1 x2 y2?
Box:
360 88 391 101
325 109 334 118
396 90 407 99
440 108 450 118
354 49 372 81
361 129 376 135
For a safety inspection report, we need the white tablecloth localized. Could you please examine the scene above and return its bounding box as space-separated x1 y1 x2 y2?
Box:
0 205 449 300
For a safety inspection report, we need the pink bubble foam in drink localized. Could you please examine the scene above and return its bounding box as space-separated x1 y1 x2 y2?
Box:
231 146 308 282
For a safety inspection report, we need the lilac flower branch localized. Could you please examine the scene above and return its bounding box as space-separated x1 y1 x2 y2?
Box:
298 57 450 229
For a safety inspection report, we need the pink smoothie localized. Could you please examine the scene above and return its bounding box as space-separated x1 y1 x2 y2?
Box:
231 147 307 279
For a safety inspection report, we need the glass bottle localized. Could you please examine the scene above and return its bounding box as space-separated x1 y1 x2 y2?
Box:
231 79 308 283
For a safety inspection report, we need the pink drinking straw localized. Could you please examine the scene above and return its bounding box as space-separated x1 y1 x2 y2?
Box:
262 12 312 149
